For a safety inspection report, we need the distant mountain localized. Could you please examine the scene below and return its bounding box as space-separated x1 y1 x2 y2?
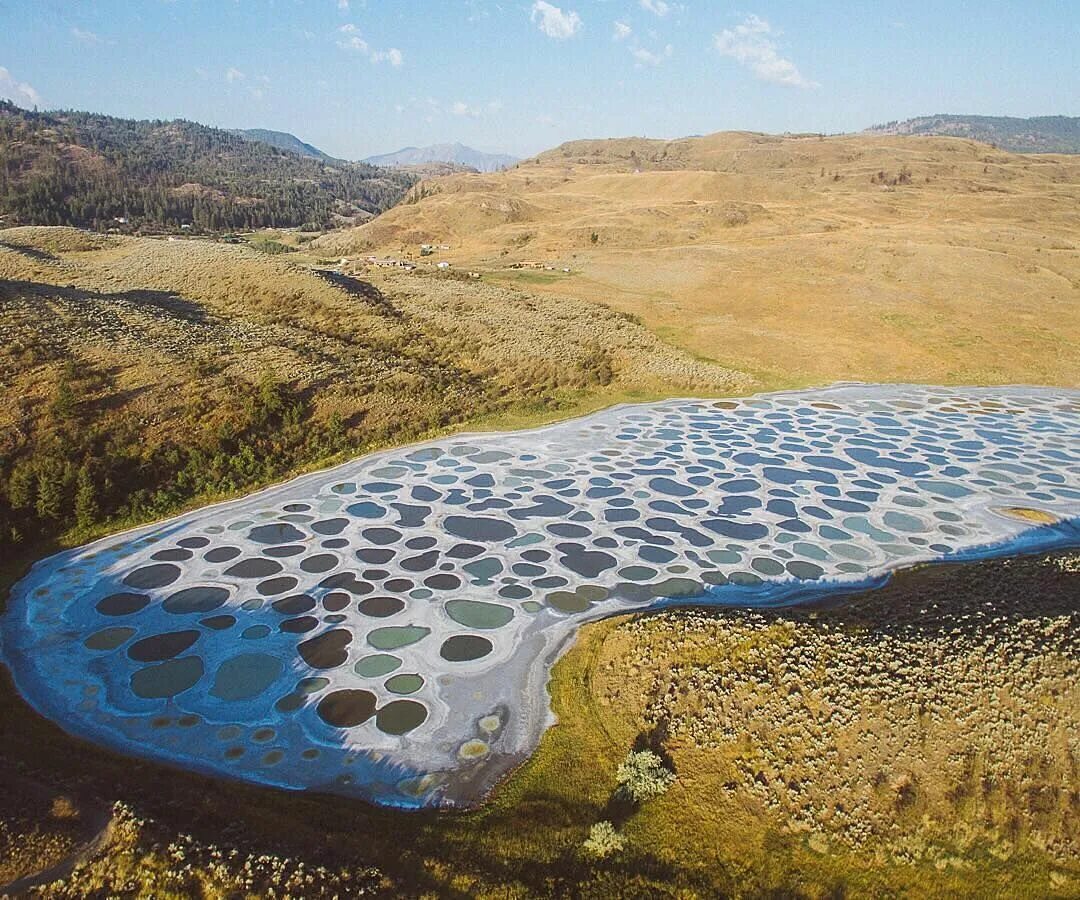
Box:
230 128 335 162
364 143 518 173
0 101 415 232
865 115 1080 153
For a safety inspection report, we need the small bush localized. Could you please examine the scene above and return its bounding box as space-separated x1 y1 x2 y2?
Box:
246 237 295 255
582 821 625 859
616 750 675 803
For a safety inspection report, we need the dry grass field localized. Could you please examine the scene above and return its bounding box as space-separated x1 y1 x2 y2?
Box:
0 226 739 443
588 554 1080 883
315 131 1080 388
0 225 744 555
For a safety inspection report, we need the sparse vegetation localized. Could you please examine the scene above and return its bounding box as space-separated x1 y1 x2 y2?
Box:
0 225 744 559
584 551 1080 890
870 164 914 186
23 802 381 898
316 130 1080 389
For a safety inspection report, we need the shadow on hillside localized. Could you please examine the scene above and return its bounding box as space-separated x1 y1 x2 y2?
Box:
312 269 403 318
0 279 211 324
664 541 1080 645
0 240 59 262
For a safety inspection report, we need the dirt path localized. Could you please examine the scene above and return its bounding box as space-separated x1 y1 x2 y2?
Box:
0 772 115 899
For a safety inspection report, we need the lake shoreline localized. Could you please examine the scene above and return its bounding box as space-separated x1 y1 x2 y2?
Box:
3 383 1078 810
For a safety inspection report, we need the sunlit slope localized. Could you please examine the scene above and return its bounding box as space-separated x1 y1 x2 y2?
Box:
0 225 745 551
316 132 1080 387
0 226 743 440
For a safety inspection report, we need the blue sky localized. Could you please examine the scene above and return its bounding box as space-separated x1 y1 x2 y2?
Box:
1 1 1077 159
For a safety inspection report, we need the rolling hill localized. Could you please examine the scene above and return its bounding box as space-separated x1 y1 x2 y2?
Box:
0 224 742 552
364 142 518 172
316 130 1080 389
0 102 414 232
866 115 1080 153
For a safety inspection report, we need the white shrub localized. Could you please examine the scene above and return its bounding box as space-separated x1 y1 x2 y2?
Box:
616 749 675 803
582 820 625 859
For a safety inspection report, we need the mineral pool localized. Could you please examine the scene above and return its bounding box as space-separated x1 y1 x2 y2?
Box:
3 384 1079 807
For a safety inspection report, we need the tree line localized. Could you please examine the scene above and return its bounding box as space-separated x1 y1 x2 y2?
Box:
0 101 415 232
0 364 352 553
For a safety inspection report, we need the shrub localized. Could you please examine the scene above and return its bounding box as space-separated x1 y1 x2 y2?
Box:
246 237 295 255
616 750 675 803
582 821 625 859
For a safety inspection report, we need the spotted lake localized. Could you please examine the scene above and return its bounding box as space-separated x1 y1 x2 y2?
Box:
3 384 1078 808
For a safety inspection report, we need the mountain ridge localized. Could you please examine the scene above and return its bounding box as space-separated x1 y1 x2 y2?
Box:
364 142 518 172
865 114 1080 153
229 128 336 162
0 102 414 231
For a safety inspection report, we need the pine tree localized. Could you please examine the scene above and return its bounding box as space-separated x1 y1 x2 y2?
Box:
50 361 80 420
34 460 66 521
6 460 37 509
75 463 100 530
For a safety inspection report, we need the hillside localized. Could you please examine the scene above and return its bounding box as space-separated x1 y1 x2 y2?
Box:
316 130 1080 388
230 128 335 161
866 115 1080 153
0 103 414 232
364 142 518 173
0 225 743 552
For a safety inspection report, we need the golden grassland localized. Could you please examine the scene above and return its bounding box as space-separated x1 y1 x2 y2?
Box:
1 552 1076 897
315 131 1080 389
0 225 744 439
0 225 745 564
